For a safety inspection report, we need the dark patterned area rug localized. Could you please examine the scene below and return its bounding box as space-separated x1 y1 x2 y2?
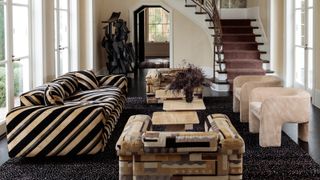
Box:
0 97 320 180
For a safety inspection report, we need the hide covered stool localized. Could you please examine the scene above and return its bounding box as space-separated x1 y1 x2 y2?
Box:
116 114 245 179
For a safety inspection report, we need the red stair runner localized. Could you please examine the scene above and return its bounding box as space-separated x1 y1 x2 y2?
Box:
220 19 266 86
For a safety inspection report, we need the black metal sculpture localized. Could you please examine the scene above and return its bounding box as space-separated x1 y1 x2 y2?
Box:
101 12 136 74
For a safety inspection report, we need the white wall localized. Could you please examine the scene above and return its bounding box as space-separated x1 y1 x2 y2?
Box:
270 0 284 78
172 10 212 68
247 0 269 39
79 0 94 71
91 0 212 72
43 1 55 82
315 0 320 90
314 0 320 108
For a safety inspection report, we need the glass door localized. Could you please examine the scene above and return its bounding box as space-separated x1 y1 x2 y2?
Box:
0 0 31 133
54 0 70 76
294 0 314 91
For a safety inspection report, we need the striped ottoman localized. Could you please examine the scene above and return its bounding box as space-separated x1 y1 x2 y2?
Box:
116 114 245 180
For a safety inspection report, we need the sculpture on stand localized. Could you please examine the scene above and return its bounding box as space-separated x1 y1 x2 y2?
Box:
101 12 136 74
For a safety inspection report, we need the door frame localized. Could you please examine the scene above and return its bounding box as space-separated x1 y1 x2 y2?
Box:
293 0 314 92
129 2 173 68
284 0 316 105
54 0 71 76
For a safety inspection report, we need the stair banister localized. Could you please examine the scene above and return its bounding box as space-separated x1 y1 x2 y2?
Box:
189 0 223 81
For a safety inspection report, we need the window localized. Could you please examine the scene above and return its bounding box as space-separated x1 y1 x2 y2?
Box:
294 0 314 90
54 0 70 76
147 7 170 42
0 0 31 134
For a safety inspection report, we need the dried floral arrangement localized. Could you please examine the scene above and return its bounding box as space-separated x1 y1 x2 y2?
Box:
168 64 206 102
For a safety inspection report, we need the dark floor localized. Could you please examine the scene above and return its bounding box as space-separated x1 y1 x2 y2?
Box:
0 136 8 165
0 69 319 166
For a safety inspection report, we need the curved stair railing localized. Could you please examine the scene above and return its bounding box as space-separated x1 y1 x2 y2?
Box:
188 0 223 81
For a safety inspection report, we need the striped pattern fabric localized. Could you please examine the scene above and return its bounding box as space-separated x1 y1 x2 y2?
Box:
65 86 126 142
75 70 99 90
7 71 128 157
66 87 122 115
44 83 65 106
6 104 106 157
52 74 78 98
20 85 47 106
98 74 128 93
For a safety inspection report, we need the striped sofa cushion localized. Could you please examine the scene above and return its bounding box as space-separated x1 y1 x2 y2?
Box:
52 74 78 98
75 70 99 90
20 85 47 106
99 74 128 93
44 83 65 106
6 104 107 157
65 86 122 115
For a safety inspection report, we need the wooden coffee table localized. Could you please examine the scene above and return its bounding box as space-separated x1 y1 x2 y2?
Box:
163 99 206 111
152 111 199 131
155 90 184 99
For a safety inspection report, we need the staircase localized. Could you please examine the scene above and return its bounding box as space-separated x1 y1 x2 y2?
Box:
218 19 267 86
184 0 272 91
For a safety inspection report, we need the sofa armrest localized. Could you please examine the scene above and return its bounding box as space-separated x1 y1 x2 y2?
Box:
98 74 128 93
6 103 107 157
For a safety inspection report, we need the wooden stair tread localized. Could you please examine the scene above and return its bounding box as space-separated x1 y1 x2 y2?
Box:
185 4 197 7
212 78 228 84
222 26 259 28
223 42 264 45
217 69 274 74
221 19 256 21
217 59 270 64
217 50 267 54
212 34 262 37
195 11 207 14
209 26 259 29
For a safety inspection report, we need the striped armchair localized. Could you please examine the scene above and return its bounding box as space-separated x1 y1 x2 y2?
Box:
6 70 127 157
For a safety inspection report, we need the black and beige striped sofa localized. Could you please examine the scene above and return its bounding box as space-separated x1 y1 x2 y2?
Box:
6 70 127 157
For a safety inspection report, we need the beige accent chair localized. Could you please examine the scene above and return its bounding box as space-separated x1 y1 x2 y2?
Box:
233 75 282 122
249 87 311 147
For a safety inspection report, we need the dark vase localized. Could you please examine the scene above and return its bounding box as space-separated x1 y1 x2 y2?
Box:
185 89 194 103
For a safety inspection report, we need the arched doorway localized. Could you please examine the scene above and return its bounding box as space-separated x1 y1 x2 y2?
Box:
133 6 171 69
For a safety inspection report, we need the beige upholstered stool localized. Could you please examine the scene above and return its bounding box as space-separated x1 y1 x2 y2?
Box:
233 75 282 122
249 87 311 147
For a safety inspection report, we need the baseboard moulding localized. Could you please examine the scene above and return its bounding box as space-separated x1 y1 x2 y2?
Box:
314 89 320 109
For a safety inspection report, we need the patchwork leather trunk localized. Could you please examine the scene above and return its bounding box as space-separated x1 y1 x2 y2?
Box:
116 114 245 180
